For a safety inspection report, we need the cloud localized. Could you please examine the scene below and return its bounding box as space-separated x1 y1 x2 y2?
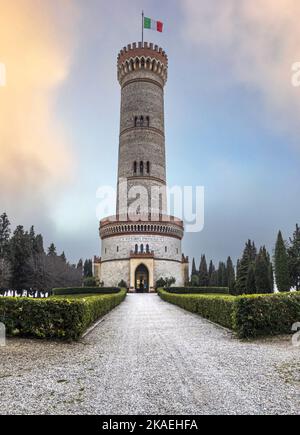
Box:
181 0 300 137
0 0 77 222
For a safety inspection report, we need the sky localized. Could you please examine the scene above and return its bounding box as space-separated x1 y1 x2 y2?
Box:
0 0 300 267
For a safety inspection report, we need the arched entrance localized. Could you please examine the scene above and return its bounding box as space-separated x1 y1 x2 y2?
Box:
135 264 149 293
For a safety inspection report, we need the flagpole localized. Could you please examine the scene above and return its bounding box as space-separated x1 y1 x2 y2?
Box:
142 11 144 44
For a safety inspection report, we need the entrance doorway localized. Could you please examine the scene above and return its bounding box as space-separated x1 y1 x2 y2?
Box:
135 264 149 293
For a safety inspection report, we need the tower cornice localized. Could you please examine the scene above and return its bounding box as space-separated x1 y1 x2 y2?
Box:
117 42 168 85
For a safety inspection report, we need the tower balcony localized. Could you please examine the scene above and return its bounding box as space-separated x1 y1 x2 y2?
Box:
99 214 184 241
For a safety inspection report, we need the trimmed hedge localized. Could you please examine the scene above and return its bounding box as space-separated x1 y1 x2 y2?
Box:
233 292 300 338
0 290 126 340
165 287 229 295
159 289 235 329
158 289 300 338
52 287 120 296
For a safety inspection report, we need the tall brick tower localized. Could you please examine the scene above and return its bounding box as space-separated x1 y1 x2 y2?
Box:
94 42 189 291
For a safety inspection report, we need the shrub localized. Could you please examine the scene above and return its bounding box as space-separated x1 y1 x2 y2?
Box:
158 289 235 329
165 287 229 295
52 287 120 296
118 280 128 289
233 292 300 338
0 290 126 340
83 276 99 287
156 277 166 289
158 290 300 338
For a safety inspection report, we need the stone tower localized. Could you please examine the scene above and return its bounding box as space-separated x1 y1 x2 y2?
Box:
94 42 189 291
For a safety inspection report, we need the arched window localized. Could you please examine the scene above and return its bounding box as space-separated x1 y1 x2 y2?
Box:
165 246 168 253
117 246 119 253
146 161 150 174
134 116 138 127
146 244 150 253
146 116 150 127
140 116 144 127
135 244 138 254
140 244 144 253
133 161 137 174
140 161 144 175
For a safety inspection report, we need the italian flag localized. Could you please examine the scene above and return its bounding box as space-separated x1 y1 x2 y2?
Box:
144 17 164 33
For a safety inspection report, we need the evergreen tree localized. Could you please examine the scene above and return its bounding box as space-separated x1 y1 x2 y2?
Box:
236 240 257 294
217 262 227 287
9 226 32 290
60 252 67 263
246 264 256 294
199 255 209 286
268 262 274 293
191 274 199 287
29 230 46 291
34 234 44 255
0 213 11 258
0 258 11 288
255 247 272 293
226 256 236 294
288 224 300 291
208 260 215 286
191 258 197 277
47 243 57 257
210 270 219 286
274 231 290 292
83 259 93 278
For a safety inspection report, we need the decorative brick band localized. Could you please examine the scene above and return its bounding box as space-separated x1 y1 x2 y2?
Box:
126 175 166 185
120 125 165 139
121 78 164 90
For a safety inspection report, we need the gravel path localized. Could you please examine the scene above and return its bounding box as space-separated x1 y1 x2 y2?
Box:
0 294 299 415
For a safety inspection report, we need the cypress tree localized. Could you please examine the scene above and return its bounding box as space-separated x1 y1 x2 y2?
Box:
236 240 257 294
199 255 209 286
288 224 300 291
191 274 199 286
246 264 256 294
0 213 11 258
268 262 274 293
217 262 226 287
226 256 236 294
84 259 93 278
210 270 218 286
255 247 272 293
191 258 197 277
208 260 215 286
275 231 290 292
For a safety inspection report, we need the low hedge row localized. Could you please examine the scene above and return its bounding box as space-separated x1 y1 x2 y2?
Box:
0 290 126 340
165 287 229 295
158 289 300 338
233 292 300 338
159 290 235 328
52 287 120 296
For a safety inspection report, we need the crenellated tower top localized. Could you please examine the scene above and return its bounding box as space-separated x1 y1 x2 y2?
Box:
117 42 168 85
